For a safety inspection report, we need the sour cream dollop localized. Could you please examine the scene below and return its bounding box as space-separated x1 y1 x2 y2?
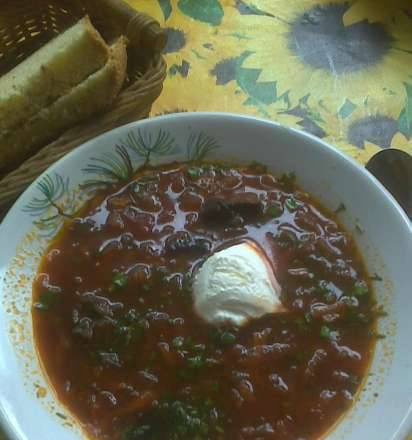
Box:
193 241 286 326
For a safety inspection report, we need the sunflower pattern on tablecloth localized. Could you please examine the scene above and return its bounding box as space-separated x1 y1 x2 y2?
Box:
0 6 409 440
125 0 412 165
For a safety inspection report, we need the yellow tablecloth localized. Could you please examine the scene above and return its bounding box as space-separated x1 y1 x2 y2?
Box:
1 1 411 439
128 0 412 166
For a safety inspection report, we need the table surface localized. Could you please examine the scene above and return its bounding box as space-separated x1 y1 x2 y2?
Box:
134 0 412 165
1 0 411 438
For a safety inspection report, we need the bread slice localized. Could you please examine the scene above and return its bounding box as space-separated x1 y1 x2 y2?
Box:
0 38 127 173
0 16 109 133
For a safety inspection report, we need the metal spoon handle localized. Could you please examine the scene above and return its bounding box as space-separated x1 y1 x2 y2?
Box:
366 149 412 221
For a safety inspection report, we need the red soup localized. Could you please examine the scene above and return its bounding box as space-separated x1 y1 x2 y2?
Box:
33 163 381 440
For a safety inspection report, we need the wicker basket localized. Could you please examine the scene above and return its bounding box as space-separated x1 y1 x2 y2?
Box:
0 0 167 215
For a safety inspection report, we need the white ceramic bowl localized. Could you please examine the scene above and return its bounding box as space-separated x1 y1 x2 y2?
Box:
0 113 411 440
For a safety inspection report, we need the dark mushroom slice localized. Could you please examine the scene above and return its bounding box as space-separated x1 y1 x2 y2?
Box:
201 192 263 225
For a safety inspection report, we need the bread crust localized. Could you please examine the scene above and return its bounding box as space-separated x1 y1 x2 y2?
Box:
0 38 127 173
0 16 109 133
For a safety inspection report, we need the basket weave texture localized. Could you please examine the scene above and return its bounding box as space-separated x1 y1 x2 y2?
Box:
0 0 167 215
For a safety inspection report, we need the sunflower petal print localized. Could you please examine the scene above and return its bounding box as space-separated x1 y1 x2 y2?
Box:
122 0 412 168
343 0 408 25
314 90 412 162
0 2 412 440
229 0 412 108
322 135 412 165
151 63 302 128
318 93 404 142
160 11 227 77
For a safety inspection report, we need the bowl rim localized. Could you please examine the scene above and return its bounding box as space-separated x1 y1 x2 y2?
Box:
0 112 411 440
2 112 410 232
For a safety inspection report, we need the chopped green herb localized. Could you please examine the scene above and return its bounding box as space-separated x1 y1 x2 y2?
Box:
187 167 203 179
95 350 121 368
320 325 339 341
346 310 371 326
355 222 364 234
347 374 360 392
319 282 335 303
124 398 223 439
370 273 383 282
112 272 128 289
210 328 238 348
285 197 299 211
372 305 388 319
320 325 331 339
113 310 146 351
182 274 192 292
55 412 67 420
353 282 369 297
248 161 268 174
123 424 150 439
368 330 386 339
33 290 59 312
187 355 205 369
339 296 359 308
183 336 193 349
267 204 282 218
114 322 144 349
275 231 298 249
137 175 159 185
142 284 150 292
348 375 360 386
279 172 296 186
220 331 236 346
172 336 185 349
334 203 346 214
192 343 206 353
155 266 169 281
304 312 313 324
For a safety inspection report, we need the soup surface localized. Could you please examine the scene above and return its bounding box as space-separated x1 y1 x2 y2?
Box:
33 163 380 440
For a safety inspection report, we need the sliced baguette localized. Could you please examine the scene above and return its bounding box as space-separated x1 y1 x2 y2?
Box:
0 16 109 132
0 37 127 173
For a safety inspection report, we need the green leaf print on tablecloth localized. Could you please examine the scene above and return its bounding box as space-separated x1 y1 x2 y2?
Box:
399 82 412 139
158 0 172 21
126 0 412 163
235 59 277 106
177 0 224 26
